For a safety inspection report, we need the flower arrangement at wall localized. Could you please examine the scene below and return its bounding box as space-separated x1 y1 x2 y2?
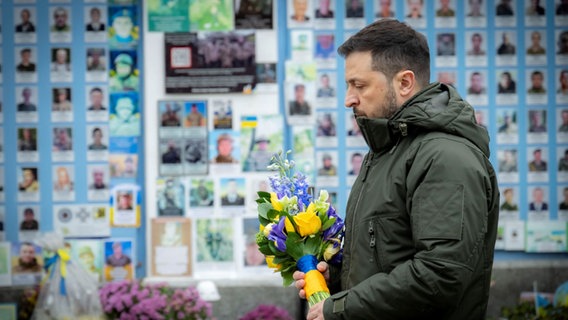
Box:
239 304 293 320
99 280 212 320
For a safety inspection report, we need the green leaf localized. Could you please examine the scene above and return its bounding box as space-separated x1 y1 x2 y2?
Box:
282 269 295 287
258 243 273 256
259 217 271 227
285 232 304 260
257 203 273 220
303 235 322 256
258 191 271 199
268 241 287 257
267 209 280 221
322 217 336 231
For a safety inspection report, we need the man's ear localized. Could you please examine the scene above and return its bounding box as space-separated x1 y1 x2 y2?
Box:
393 70 417 102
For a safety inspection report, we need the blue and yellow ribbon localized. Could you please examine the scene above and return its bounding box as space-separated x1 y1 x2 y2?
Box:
43 248 70 296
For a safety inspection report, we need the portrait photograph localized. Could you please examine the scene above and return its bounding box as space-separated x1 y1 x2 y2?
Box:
209 130 240 165
496 70 519 105
69 239 103 283
557 69 568 104
52 127 73 151
87 164 110 201
11 242 42 286
159 101 182 129
109 92 140 137
87 125 109 162
286 82 315 125
219 177 246 208
16 87 38 112
496 109 519 143
405 0 427 29
87 125 109 151
527 186 550 221
18 206 40 242
558 147 568 181
527 147 549 184
17 127 37 152
495 0 516 27
181 101 205 129
109 50 139 92
108 6 139 48
52 165 75 202
14 7 37 43
316 111 338 147
183 137 208 175
157 178 185 216
375 0 395 20
212 100 231 129
434 0 456 28
86 47 108 82
465 31 488 67
50 47 72 82
195 218 234 263
499 186 520 220
314 33 336 69
465 0 486 27
497 148 519 184
15 47 37 83
527 70 548 106
557 108 568 143
109 153 137 179
527 109 548 145
189 178 215 209
466 70 488 106
240 114 282 173
556 30 568 65
288 0 313 29
49 6 72 43
103 239 134 282
17 127 39 163
242 217 266 268
85 6 107 43
496 31 518 66
316 150 339 187
86 86 109 122
524 0 546 27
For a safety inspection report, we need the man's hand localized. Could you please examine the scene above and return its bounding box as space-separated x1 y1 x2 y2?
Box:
307 301 325 320
292 261 329 299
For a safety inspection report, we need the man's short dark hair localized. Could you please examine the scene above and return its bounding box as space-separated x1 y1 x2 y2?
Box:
90 87 103 94
21 48 31 54
337 19 430 87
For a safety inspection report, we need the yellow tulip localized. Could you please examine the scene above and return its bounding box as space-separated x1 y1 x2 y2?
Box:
284 217 295 233
294 209 321 237
270 192 283 211
266 256 281 270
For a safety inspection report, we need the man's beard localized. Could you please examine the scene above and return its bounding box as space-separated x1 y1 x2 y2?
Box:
381 87 399 119
353 86 398 119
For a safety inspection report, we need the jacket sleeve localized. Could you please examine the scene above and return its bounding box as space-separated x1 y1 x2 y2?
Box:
323 137 494 319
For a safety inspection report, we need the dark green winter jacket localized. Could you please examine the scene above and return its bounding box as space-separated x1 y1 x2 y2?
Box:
323 82 499 320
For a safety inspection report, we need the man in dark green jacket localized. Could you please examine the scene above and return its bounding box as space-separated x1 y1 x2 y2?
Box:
294 19 499 320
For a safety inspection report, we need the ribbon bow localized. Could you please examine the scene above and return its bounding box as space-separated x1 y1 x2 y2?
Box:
44 248 71 296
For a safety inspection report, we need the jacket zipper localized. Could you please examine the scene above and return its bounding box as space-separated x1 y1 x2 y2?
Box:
346 152 374 284
369 220 376 248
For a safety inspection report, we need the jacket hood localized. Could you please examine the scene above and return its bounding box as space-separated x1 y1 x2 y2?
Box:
357 82 490 156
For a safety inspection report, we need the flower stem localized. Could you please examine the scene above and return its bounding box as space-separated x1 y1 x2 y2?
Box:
308 291 331 307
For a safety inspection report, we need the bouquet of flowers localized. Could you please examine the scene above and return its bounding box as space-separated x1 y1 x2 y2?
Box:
255 151 344 307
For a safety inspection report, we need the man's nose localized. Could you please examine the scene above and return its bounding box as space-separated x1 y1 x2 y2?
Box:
344 92 358 108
